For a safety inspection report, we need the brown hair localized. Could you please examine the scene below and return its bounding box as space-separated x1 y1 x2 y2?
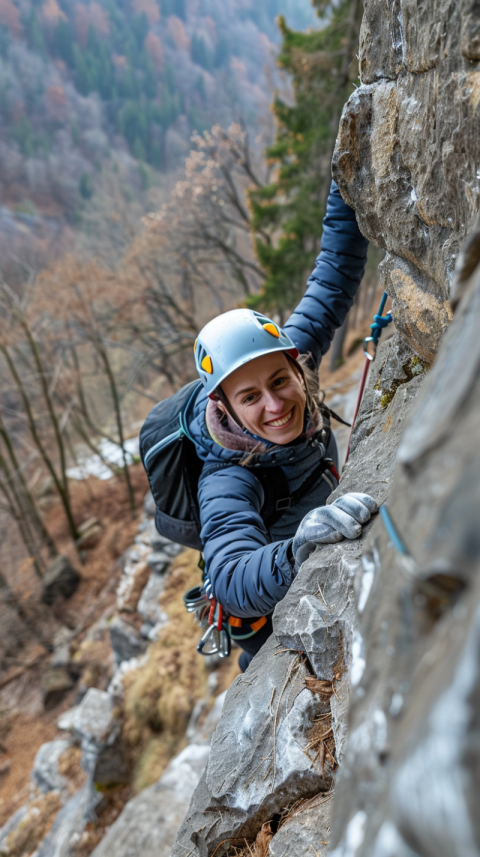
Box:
285 352 322 416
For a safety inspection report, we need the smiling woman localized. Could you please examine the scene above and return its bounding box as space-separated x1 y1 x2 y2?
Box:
144 180 378 671
219 353 307 444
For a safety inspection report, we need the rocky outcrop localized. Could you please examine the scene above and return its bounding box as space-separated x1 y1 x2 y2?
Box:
0 491 231 857
3 5 478 855
329 195 480 857
332 0 480 363
89 744 212 857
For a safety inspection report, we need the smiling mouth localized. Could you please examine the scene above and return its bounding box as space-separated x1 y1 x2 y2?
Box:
265 407 294 428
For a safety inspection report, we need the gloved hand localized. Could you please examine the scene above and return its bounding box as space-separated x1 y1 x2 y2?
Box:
292 493 378 571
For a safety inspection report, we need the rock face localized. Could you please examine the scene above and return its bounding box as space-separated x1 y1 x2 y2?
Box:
3 6 480 856
329 196 480 857
109 616 148 665
332 0 480 363
31 740 71 796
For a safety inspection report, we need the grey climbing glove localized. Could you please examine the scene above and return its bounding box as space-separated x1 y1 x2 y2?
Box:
292 493 378 572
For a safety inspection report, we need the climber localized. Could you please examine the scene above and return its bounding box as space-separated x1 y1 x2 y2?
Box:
141 179 378 671
185 180 378 670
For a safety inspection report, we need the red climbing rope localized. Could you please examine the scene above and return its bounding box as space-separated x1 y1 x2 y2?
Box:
345 292 393 463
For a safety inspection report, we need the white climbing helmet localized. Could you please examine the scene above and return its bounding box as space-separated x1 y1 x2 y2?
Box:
194 309 299 396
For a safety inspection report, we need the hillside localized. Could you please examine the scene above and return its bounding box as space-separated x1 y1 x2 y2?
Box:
0 0 317 221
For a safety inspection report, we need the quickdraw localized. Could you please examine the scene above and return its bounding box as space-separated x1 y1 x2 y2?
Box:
185 584 269 655
345 292 393 462
197 597 231 658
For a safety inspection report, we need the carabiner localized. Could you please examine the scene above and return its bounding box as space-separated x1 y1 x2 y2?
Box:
197 623 218 655
363 335 376 361
218 628 231 658
183 585 209 613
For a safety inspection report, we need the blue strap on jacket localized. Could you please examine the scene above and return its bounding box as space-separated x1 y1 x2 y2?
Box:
284 180 369 366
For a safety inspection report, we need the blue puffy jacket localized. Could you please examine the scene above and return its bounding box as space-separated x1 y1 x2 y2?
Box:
186 181 368 620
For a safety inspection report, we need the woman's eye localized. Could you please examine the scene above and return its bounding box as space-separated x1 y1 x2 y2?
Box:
243 393 257 404
273 376 287 387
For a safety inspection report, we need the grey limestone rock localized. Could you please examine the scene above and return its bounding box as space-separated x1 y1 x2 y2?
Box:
90 744 210 857
71 688 115 747
0 806 28 853
68 688 130 787
90 691 227 854
172 636 333 857
186 690 227 746
109 616 147 665
333 0 480 364
145 551 171 574
328 181 480 857
35 786 99 857
269 799 332 857
137 571 168 628
31 740 71 796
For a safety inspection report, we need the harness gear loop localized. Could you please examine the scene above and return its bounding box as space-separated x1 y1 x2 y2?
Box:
345 292 393 462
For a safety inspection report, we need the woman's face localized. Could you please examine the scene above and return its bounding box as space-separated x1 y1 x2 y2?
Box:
219 352 306 444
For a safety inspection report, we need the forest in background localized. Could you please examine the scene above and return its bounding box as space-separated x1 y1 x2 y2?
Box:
0 0 316 221
0 0 381 621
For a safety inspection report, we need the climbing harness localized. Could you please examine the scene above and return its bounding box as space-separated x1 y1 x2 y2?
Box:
184 583 269 656
345 292 393 462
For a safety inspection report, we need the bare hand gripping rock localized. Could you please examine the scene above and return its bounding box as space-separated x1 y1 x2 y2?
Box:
293 493 378 570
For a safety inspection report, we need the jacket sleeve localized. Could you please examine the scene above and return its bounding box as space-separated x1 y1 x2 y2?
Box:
284 180 369 367
198 465 294 618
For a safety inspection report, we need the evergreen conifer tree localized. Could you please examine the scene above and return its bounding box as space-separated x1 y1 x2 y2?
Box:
248 0 362 317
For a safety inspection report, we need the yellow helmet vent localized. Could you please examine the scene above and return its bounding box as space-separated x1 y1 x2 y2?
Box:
263 322 279 338
201 355 213 374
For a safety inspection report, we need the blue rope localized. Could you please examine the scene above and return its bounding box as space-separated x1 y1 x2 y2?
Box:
379 505 408 556
364 291 393 358
369 292 393 347
370 312 392 345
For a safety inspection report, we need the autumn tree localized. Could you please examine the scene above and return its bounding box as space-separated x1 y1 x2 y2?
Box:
0 280 78 553
145 123 270 300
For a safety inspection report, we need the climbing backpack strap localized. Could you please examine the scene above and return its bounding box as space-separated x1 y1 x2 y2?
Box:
321 404 351 428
